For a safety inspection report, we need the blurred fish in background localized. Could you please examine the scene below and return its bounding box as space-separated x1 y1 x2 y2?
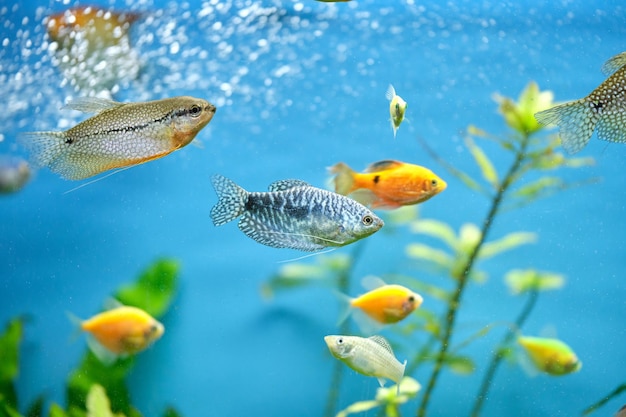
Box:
0 155 31 194
45 6 143 97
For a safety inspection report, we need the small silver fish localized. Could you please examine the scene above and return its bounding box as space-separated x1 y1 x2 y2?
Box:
0 156 31 194
210 175 384 252
385 84 407 138
324 335 406 393
535 51 626 154
20 96 216 180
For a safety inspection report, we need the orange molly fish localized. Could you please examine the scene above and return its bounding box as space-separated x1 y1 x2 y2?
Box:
350 283 423 325
535 51 626 154
330 160 447 209
21 96 216 180
46 6 141 47
79 305 164 356
517 336 582 376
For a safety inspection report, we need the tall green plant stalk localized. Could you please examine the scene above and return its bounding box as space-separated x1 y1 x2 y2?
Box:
470 288 538 417
323 243 366 417
416 133 532 417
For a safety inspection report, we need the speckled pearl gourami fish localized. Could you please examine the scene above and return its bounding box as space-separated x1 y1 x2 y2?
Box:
21 96 216 180
345 276 423 326
74 305 164 363
330 160 447 209
385 84 407 138
535 51 626 154
210 174 384 252
517 336 582 376
324 335 406 394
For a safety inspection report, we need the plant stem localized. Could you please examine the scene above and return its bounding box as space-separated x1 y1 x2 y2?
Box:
323 243 366 417
416 135 531 417
469 288 538 417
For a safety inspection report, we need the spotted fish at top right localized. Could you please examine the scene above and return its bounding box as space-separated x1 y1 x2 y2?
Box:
534 51 626 154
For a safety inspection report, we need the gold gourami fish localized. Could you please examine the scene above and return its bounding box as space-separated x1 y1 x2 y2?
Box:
76 305 164 363
385 84 407 138
330 160 447 209
339 276 423 334
21 96 216 180
517 335 582 376
535 51 626 154
324 335 406 394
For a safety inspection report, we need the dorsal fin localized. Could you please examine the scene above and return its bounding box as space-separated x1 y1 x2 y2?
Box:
364 160 402 173
601 52 626 77
63 97 124 114
368 335 394 355
268 179 310 192
361 275 387 291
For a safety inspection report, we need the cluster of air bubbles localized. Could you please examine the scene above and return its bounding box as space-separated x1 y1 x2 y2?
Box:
0 0 525 137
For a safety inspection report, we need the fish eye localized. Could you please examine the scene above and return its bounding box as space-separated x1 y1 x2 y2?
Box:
337 338 344 344
431 179 438 187
408 295 415 302
189 104 202 117
362 215 373 226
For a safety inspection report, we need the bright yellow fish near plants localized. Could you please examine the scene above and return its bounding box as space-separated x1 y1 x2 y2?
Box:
385 84 407 138
21 96 216 180
74 305 164 363
330 160 447 209
517 335 582 376
340 276 423 329
535 51 626 154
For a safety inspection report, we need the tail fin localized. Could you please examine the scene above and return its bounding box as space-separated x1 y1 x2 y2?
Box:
210 174 248 226
534 99 600 154
329 162 356 195
19 131 68 170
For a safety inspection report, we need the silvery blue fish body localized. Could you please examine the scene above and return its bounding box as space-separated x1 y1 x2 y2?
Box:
210 174 384 251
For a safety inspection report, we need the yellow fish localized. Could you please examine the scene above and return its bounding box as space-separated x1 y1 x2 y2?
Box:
330 160 447 209
324 335 406 394
517 336 582 376
342 276 423 327
77 305 164 362
21 96 216 180
535 51 626 154
385 84 407 138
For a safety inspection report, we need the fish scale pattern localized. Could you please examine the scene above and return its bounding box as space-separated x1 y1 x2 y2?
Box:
210 175 383 251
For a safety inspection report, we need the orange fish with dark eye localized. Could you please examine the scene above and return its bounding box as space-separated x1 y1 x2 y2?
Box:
338 276 423 333
351 284 423 325
330 160 447 210
46 5 141 47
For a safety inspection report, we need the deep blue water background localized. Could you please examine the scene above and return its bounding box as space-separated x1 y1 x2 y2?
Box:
1 1 625 416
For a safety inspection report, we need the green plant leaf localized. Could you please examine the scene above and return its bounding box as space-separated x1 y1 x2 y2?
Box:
0 402 23 417
25 395 44 417
67 352 135 416
115 258 179 319
465 137 499 188
494 81 555 135
336 400 380 417
0 317 24 410
405 244 453 270
479 232 537 260
85 384 117 417
161 407 183 417
512 177 563 199
409 219 458 250
444 355 475 375
48 404 69 417
505 269 565 295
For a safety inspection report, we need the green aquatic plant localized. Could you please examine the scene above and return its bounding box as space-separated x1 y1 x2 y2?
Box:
0 258 182 417
262 82 594 417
